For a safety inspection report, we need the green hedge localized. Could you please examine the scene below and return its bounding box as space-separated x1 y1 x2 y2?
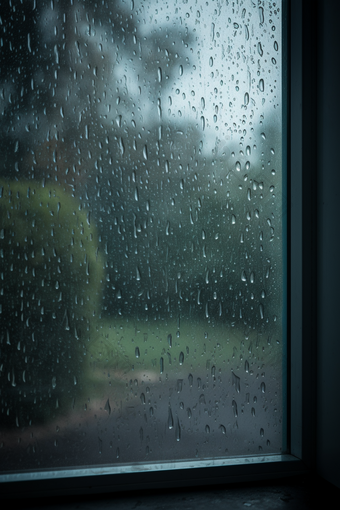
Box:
0 180 104 428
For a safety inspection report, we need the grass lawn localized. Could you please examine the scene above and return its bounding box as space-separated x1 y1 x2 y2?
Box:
85 316 283 395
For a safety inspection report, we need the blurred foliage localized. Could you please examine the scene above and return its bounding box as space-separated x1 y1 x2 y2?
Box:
0 1 283 430
0 179 106 427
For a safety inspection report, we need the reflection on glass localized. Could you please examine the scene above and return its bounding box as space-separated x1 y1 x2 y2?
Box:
0 0 284 472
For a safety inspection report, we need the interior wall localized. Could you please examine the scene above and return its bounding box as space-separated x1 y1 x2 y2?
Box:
316 0 340 489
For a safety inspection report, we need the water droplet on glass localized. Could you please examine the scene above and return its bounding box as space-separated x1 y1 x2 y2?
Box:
175 418 181 441
168 407 174 429
167 334 172 348
143 145 148 160
104 399 111 415
259 6 264 24
232 399 238 417
232 372 241 392
245 24 249 41
119 137 125 155
260 303 264 319
219 424 226 435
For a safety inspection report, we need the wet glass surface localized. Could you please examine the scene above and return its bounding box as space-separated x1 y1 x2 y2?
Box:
0 0 285 472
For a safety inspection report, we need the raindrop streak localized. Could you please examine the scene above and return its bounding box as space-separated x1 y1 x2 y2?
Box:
135 346 140 358
160 357 164 374
175 418 181 441
260 303 264 319
259 6 264 24
143 145 148 160
179 352 184 365
158 67 162 83
104 399 111 415
219 424 226 435
232 372 241 392
232 399 238 418
168 407 174 429
245 24 249 41
211 22 215 41
167 334 172 348
119 137 125 155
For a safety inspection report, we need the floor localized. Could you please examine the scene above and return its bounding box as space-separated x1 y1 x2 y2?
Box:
10 475 340 510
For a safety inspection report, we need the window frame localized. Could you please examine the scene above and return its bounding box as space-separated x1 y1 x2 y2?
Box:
1 0 317 497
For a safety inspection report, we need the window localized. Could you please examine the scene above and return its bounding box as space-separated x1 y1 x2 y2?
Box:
1 0 314 497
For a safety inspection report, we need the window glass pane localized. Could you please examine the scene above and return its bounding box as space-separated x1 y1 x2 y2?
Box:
0 0 285 472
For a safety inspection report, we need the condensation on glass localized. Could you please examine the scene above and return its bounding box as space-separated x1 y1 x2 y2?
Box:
0 1 284 472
